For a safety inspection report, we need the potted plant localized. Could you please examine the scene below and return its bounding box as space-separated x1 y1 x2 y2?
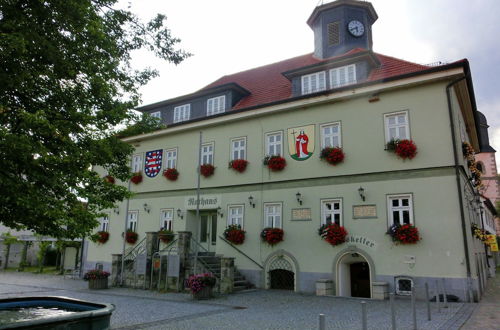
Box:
320 147 345 166
261 227 284 245
90 231 109 244
186 273 217 299
223 225 246 244
125 230 138 244
229 159 249 173
318 223 348 246
462 141 474 158
387 224 421 244
386 139 418 159
104 175 115 184
263 155 287 171
158 228 174 244
200 164 215 177
471 224 488 242
131 171 143 184
84 269 110 289
163 168 179 181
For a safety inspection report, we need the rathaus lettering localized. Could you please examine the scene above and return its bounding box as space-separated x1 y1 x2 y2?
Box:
187 197 218 207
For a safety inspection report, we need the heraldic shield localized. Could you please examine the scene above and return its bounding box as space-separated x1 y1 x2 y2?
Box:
287 125 315 161
145 149 163 177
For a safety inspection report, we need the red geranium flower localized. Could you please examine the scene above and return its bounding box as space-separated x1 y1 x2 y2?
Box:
125 230 138 244
394 139 418 159
229 159 249 173
320 147 345 166
223 225 246 244
318 223 348 246
131 172 143 184
264 156 287 171
200 164 215 177
261 227 284 245
163 168 179 181
387 224 420 244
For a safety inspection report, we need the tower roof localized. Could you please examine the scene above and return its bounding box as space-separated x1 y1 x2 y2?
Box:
307 0 378 27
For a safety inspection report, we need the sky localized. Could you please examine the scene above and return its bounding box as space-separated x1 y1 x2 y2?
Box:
129 0 500 156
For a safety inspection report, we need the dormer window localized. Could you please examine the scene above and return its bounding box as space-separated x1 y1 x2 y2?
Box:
150 111 161 119
330 64 356 88
301 71 326 95
207 95 225 116
173 104 190 123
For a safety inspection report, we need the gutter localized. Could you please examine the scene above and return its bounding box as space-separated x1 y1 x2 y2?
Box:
445 73 472 283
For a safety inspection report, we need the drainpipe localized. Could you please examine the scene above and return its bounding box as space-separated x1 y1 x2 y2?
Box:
446 75 472 285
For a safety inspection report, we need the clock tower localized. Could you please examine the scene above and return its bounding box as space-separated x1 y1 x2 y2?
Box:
307 0 378 59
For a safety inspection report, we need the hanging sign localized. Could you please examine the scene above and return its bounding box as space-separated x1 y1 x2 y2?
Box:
486 235 499 252
144 149 163 178
287 124 315 161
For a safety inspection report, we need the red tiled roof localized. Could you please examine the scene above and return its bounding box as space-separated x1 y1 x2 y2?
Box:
201 50 432 110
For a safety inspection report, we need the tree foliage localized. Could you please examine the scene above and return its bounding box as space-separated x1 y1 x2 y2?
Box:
0 0 189 238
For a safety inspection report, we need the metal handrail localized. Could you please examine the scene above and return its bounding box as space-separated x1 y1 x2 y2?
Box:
189 236 209 253
218 235 264 269
158 238 178 253
124 236 147 260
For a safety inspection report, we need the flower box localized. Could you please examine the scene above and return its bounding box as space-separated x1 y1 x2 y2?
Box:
386 139 417 160
200 164 215 177
223 225 246 245
131 172 143 184
92 231 109 244
125 230 138 244
318 223 348 246
104 175 115 184
263 156 286 171
261 227 284 245
320 147 345 166
84 269 110 289
387 224 421 244
186 273 216 299
229 159 248 173
163 168 179 181
158 229 174 244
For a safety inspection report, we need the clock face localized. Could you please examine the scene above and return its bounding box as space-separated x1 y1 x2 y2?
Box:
348 20 365 37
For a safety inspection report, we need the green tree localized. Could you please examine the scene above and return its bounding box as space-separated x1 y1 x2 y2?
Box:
1 232 18 270
0 0 189 238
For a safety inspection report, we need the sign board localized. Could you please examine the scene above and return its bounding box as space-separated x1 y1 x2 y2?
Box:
167 254 180 277
291 208 312 221
185 195 221 210
353 205 377 219
135 254 147 275
153 257 161 270
345 235 378 250
486 235 499 252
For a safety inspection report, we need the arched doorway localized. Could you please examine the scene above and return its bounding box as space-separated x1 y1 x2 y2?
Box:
264 251 298 291
336 252 372 298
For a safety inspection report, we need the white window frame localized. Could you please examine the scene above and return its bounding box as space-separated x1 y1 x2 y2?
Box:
301 71 326 95
127 210 138 232
100 214 109 232
173 104 190 123
207 95 226 116
160 208 174 231
150 111 161 119
320 122 342 148
165 148 177 169
321 199 343 226
131 154 142 173
201 142 214 165
265 131 283 156
387 194 414 226
264 202 282 228
231 137 247 160
227 205 244 227
330 64 356 88
384 111 410 143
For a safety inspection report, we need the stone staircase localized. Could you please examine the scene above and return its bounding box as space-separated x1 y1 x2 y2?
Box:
194 252 255 292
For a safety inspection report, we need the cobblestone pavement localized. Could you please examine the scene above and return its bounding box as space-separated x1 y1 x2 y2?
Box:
0 272 481 329
460 268 500 330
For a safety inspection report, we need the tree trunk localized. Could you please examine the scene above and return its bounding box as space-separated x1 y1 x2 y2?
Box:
3 244 10 270
17 242 28 271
